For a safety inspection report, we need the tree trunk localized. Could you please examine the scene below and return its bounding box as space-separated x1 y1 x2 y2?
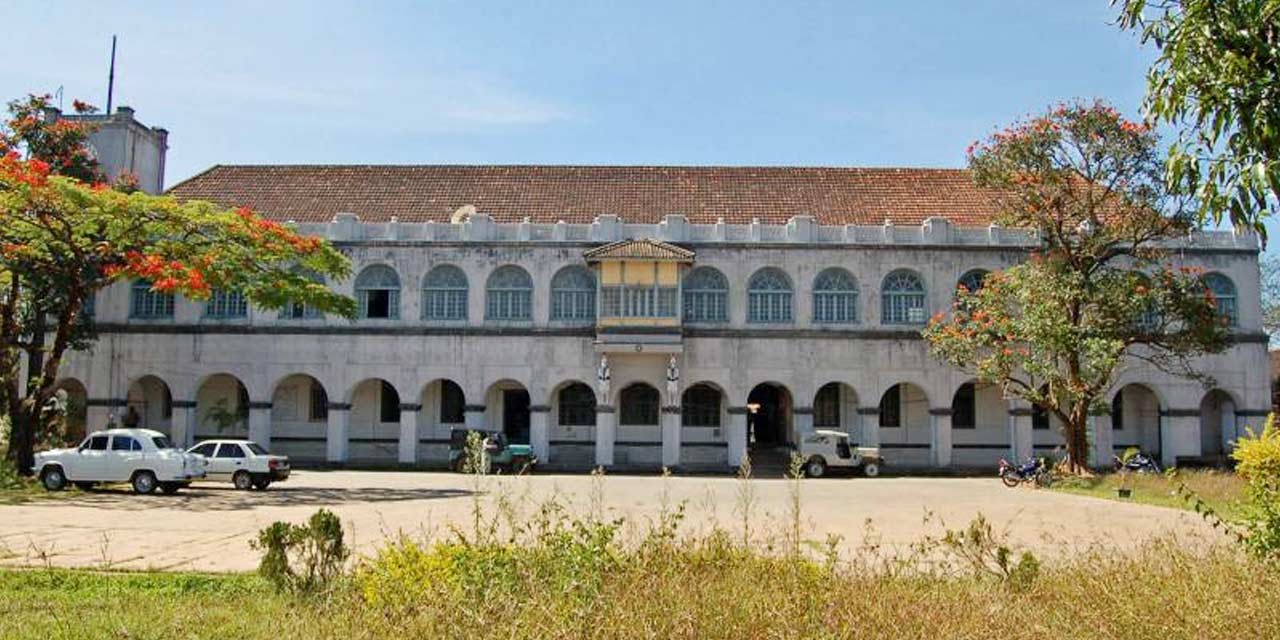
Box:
1063 415 1092 474
8 401 36 477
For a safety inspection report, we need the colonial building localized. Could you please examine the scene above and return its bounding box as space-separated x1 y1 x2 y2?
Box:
53 165 1269 471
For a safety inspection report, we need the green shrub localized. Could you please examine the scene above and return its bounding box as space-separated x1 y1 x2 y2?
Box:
251 509 350 593
1232 414 1280 561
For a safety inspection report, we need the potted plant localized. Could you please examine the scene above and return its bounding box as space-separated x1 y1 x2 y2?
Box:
1115 446 1140 498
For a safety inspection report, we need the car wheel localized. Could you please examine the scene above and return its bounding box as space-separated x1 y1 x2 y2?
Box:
160 482 182 495
233 471 253 491
73 481 97 491
131 471 158 495
805 457 827 478
862 462 881 478
41 467 67 492
451 456 467 473
252 479 271 491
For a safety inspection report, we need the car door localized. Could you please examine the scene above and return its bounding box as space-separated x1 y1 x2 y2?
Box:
189 442 217 477
75 434 111 480
212 443 247 479
109 435 144 482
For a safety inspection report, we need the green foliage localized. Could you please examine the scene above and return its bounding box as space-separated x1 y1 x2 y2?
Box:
1119 0 1280 238
1231 414 1280 560
251 509 350 594
927 101 1229 470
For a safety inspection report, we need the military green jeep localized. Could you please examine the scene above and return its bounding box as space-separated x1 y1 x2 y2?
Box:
449 429 536 474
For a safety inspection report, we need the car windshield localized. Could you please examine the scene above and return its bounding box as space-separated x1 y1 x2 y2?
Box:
246 442 268 456
151 436 172 449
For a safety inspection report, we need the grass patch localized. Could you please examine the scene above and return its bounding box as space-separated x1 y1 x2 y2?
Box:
1052 469 1247 518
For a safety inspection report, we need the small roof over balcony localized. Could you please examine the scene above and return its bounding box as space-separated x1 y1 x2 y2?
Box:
584 238 694 262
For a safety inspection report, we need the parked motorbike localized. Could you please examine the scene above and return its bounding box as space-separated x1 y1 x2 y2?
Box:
1113 452 1161 474
998 457 1053 488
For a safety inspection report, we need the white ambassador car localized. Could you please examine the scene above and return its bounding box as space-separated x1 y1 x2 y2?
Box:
187 440 290 490
32 428 207 495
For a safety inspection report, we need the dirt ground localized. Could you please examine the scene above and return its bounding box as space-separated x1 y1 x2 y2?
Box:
0 470 1221 572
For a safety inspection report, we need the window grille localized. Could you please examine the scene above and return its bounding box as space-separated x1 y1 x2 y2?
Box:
813 269 858 324
881 270 926 324
747 268 793 324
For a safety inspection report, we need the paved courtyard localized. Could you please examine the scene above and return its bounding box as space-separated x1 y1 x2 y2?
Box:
0 470 1221 572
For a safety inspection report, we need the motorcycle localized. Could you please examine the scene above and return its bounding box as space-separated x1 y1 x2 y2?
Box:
1113 452 1161 474
998 456 1053 488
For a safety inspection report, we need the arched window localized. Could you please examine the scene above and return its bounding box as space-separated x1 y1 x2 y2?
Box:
280 270 325 320
957 269 989 296
130 280 175 319
747 268 793 324
619 384 660 426
486 266 533 321
683 267 729 323
1203 273 1238 326
951 383 975 429
558 383 597 426
550 266 596 322
422 265 468 321
881 270 927 324
814 383 842 428
356 265 401 320
813 268 858 324
205 289 247 319
682 384 722 427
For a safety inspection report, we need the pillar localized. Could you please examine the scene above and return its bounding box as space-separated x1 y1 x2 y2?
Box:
171 401 196 448
727 407 748 469
530 405 550 463
930 409 952 467
857 407 880 448
1009 406 1033 461
248 403 271 448
398 404 420 465
464 404 486 431
661 406 680 468
326 403 350 463
595 406 615 467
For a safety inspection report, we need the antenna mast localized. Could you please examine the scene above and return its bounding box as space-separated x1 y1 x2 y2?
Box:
106 35 117 114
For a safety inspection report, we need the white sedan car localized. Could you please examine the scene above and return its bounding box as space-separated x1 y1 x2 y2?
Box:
187 440 290 490
32 428 207 494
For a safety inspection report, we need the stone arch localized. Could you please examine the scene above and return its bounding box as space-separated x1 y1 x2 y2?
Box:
50 378 89 445
1110 383 1163 460
415 377 467 463
682 381 726 428
746 381 794 448
877 382 931 466
194 373 250 442
617 381 661 427
347 378 401 463
812 381 858 434
125 374 174 437
547 379 597 467
949 379 1011 467
1199 388 1237 462
485 379 531 444
269 373 329 462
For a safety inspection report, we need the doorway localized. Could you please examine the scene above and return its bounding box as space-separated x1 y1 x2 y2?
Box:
503 389 531 444
747 383 792 448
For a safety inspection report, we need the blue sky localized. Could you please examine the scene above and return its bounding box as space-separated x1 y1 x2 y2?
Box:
3 1 1269 243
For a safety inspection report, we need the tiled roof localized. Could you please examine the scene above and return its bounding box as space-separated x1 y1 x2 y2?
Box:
584 239 695 262
166 165 1002 226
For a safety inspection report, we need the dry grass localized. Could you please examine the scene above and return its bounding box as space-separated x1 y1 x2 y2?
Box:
1053 469 1247 518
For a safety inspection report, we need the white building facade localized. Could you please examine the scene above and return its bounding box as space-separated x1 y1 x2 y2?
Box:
51 166 1270 471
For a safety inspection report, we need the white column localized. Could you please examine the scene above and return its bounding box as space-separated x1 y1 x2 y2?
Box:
931 411 952 467
530 406 550 463
464 404 486 431
595 407 616 467
1010 408 1033 461
171 403 196 448
398 405 419 465
661 406 681 468
1093 413 1114 469
326 406 350 463
248 405 271 448
858 408 880 448
727 408 747 469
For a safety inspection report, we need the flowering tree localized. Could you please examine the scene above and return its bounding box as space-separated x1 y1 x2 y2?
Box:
924 101 1230 473
1 96 355 475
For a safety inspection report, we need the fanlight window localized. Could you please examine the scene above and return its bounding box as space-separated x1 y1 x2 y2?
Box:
881 270 927 324
486 266 533 321
619 384 660 426
1203 273 1238 327
558 383 597 426
681 384 722 427
747 268 793 324
550 266 596 322
957 269 989 295
683 267 728 323
422 265 468 321
813 268 858 324
205 289 248 319
356 265 401 320
130 280 174 319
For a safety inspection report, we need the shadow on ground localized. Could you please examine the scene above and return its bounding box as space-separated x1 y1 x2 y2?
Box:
22 484 474 512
